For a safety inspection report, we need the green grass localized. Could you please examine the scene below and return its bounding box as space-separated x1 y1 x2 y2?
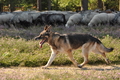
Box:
0 25 120 80
0 31 120 67
0 25 120 67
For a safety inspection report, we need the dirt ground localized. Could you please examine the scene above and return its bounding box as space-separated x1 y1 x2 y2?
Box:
0 64 120 73
0 64 120 80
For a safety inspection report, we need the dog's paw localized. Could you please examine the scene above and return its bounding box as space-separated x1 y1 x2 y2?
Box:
105 59 111 65
77 65 83 68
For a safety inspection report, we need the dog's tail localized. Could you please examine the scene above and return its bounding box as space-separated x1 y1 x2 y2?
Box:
100 44 114 53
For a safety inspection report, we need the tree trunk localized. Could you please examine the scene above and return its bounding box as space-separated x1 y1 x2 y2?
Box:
48 0 51 10
0 3 3 12
81 0 88 11
119 0 120 11
37 0 42 11
9 0 15 12
98 0 103 10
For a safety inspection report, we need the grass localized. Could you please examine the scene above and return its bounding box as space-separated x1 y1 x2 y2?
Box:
0 25 120 67
0 25 120 80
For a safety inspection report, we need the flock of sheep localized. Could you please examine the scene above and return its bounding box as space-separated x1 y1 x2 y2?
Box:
0 9 120 28
0 10 74 28
66 9 120 28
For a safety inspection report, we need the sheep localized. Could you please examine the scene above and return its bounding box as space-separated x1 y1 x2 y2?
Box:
46 13 66 26
34 13 66 26
114 12 120 25
107 13 116 25
29 12 41 20
10 11 33 27
63 11 76 21
18 12 33 23
34 13 48 25
117 17 120 25
10 11 76 27
65 13 83 28
0 13 14 24
42 11 76 21
81 11 99 25
88 13 116 27
10 12 22 25
19 12 33 27
0 13 14 28
112 12 120 25
88 13 109 27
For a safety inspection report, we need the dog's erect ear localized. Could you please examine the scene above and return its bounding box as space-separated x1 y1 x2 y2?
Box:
44 25 48 30
44 25 51 31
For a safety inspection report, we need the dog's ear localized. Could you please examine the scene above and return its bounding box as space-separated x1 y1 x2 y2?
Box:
44 25 51 31
47 25 51 30
44 25 49 30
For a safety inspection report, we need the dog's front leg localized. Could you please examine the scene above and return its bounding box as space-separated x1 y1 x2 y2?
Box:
67 51 78 67
42 50 58 69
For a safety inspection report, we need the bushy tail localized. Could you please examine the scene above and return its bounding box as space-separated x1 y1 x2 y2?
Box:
100 44 114 52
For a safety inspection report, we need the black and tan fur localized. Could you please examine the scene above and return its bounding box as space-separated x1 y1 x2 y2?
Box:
35 25 114 69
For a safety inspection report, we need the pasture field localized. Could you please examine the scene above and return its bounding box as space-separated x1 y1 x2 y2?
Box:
0 25 120 80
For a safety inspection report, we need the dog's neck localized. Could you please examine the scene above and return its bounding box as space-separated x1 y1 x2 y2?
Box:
47 32 60 49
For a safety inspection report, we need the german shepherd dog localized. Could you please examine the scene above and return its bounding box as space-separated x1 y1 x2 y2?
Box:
35 25 114 69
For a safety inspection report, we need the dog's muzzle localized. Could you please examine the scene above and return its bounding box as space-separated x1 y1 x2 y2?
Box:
34 37 41 40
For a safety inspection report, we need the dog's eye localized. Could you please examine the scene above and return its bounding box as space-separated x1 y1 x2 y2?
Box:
40 34 43 37
44 32 49 35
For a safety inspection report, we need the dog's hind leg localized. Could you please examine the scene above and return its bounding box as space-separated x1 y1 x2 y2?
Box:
67 50 78 67
101 52 111 64
42 49 58 69
93 50 111 64
78 49 89 68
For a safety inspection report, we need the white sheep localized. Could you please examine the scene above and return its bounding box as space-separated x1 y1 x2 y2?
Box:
117 17 120 25
29 12 41 20
65 13 82 28
18 12 33 23
88 13 109 27
88 13 116 27
11 11 33 24
81 11 99 25
0 13 14 24
107 13 116 24
112 12 120 24
63 11 76 21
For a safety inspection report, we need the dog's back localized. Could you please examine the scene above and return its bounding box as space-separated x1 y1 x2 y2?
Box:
67 34 101 49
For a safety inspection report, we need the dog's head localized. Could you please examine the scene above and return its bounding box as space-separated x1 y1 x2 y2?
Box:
35 25 51 48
